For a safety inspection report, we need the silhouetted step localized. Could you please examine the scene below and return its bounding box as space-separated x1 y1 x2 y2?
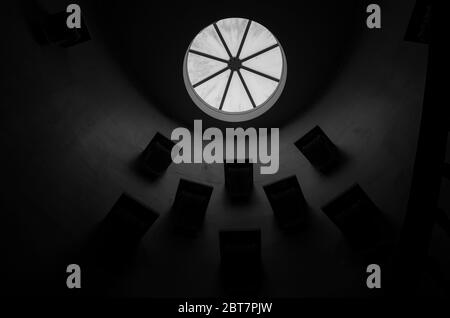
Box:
140 132 175 176
88 193 159 268
295 126 341 173
224 160 253 198
41 10 91 47
263 175 307 230
171 179 213 234
103 193 158 245
404 0 431 44
435 208 450 238
424 256 450 295
442 163 450 180
77 193 158 292
219 229 261 291
322 184 389 251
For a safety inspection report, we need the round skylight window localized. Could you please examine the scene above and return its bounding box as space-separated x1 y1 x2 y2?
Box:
183 18 287 122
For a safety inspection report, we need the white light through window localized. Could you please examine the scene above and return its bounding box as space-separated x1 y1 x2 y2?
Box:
183 18 287 122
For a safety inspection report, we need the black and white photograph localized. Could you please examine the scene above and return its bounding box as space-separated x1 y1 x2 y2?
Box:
1 0 445 313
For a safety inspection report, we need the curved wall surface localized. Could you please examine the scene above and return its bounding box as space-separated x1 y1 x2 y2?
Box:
1 0 433 297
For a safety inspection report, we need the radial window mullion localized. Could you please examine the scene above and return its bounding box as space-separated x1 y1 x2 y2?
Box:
189 49 229 64
237 70 256 108
241 43 279 62
213 23 232 58
219 70 234 110
193 66 230 88
236 20 252 59
240 66 280 83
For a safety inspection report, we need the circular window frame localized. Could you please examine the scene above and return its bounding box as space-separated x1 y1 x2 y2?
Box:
183 18 287 123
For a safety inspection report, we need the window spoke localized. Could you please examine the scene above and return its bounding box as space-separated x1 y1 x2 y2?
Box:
240 43 279 62
236 20 252 59
237 70 256 108
193 66 230 88
213 23 232 58
189 49 229 64
240 66 280 83
219 70 234 110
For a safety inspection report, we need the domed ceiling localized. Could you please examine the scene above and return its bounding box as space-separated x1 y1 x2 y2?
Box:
92 0 359 128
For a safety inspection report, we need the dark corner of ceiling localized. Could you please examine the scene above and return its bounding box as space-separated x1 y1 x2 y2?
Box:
89 0 364 129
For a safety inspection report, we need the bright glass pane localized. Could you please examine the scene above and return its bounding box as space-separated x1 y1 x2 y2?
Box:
242 46 283 79
186 18 285 115
240 21 277 59
194 69 230 109
240 69 278 106
216 18 249 57
187 52 227 85
222 72 253 112
190 24 229 60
